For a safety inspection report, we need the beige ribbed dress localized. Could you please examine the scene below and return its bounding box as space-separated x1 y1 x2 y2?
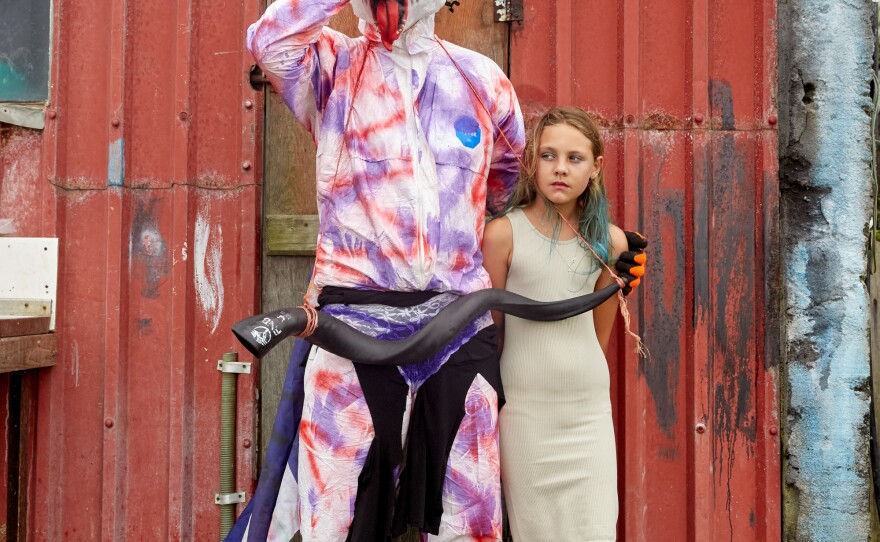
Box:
499 208 618 541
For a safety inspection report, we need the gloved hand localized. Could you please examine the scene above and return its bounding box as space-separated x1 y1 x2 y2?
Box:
615 231 647 296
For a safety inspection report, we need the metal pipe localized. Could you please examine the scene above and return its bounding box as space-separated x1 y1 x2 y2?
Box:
219 352 237 539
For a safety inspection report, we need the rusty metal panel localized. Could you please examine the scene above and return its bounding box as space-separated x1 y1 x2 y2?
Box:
29 170 260 540
512 0 780 540
6 0 264 539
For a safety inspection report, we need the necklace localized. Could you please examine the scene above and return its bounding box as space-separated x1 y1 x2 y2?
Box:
556 244 591 274
524 207 595 276
525 206 572 240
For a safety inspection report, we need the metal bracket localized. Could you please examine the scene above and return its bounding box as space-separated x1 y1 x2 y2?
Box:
217 360 252 374
249 64 270 91
215 492 247 505
494 0 523 22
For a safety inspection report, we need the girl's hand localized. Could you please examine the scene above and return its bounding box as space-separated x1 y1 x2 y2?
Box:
614 231 648 295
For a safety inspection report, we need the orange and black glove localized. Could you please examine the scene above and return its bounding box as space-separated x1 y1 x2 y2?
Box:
615 231 647 296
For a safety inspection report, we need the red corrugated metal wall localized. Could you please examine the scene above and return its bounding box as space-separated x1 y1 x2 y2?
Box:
511 0 780 540
0 0 262 539
0 0 779 539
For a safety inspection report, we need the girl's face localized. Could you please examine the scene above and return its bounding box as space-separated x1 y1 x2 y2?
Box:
534 123 603 211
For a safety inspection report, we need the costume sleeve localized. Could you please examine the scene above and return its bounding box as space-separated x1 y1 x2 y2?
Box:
486 73 525 217
246 0 351 132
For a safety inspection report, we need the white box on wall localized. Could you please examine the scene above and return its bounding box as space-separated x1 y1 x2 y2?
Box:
0 238 59 329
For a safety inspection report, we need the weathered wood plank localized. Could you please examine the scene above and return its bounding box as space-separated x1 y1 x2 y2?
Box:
0 316 52 338
0 299 52 317
265 215 319 256
0 334 56 372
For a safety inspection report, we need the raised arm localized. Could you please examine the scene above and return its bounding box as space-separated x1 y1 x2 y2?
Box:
246 0 352 129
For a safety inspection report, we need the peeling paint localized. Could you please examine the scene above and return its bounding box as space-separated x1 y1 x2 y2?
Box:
640 140 682 436
108 138 124 186
131 198 170 299
779 0 874 539
710 79 736 130
194 213 224 334
0 125 42 235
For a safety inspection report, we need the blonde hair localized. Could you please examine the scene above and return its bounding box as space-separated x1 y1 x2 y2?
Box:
505 106 611 262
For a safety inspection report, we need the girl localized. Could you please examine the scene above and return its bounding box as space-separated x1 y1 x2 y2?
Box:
482 106 626 541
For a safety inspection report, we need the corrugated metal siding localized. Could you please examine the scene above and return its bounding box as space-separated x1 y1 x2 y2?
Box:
0 0 263 539
0 0 781 538
0 123 51 539
511 1 780 540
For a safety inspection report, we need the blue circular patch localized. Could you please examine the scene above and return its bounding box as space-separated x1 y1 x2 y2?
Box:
454 116 481 149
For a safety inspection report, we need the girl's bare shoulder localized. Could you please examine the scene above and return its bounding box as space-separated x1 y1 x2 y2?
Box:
484 215 513 246
608 223 628 261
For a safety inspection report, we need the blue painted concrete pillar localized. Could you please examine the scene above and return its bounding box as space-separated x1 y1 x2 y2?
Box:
779 0 875 539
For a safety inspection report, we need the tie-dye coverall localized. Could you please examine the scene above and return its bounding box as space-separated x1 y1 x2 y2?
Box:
236 1 524 540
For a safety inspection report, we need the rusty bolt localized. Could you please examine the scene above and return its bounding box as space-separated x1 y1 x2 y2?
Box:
104 418 114 428
179 111 189 121
47 110 57 119
111 119 120 128
244 100 254 109
694 113 704 124
625 114 635 125
695 422 707 434
768 115 778 126
242 160 252 171
769 426 778 436
243 438 252 449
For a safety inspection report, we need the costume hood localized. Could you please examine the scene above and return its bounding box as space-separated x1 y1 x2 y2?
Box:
351 0 447 50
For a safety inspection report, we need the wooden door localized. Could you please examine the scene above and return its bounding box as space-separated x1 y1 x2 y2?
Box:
259 0 511 464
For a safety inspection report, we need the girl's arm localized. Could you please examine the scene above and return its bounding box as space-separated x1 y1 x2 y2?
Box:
481 216 513 347
594 225 629 353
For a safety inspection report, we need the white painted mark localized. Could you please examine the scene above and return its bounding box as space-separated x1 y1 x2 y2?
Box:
194 213 224 334
107 138 125 186
71 340 80 388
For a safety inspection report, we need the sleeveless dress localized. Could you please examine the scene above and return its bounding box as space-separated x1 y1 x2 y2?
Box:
498 208 618 541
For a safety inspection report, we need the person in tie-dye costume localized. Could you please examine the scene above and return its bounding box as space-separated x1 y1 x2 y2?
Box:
228 1 521 540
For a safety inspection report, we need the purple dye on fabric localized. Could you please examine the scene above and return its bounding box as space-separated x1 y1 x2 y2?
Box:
336 48 351 70
363 159 391 182
394 205 418 249
322 95 348 132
